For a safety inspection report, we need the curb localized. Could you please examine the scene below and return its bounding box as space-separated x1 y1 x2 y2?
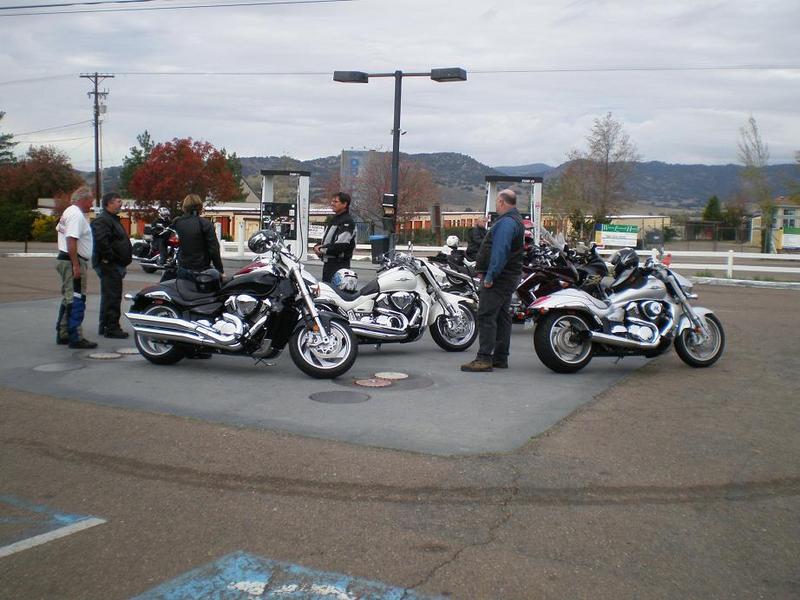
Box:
691 277 800 290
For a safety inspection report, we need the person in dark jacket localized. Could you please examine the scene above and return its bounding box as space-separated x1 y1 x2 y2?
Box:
172 194 224 278
461 189 525 372
465 216 487 261
91 191 133 338
152 206 172 265
314 192 356 282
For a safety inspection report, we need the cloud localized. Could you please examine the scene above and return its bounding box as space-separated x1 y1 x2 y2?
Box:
1 0 798 171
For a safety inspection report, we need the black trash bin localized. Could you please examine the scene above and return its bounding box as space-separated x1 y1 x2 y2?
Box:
369 235 390 264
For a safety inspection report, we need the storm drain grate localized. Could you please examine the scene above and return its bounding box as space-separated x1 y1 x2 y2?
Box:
87 352 122 360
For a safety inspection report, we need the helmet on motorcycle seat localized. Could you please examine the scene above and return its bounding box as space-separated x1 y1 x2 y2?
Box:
194 268 222 293
248 229 279 254
332 268 358 292
611 247 639 272
158 206 171 219
446 235 459 249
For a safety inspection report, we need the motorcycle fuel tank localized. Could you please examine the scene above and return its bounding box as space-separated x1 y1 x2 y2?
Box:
611 278 668 304
378 267 418 292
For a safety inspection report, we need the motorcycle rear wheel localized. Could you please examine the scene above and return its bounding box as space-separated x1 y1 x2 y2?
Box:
674 313 724 368
533 311 593 373
289 320 357 379
430 304 478 352
134 303 186 365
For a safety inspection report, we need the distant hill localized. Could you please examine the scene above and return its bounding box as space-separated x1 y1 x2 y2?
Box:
90 153 799 213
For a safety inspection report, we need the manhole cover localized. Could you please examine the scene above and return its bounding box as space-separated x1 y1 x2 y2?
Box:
33 362 85 373
310 391 370 404
374 371 408 380
354 378 393 388
87 352 122 360
115 347 140 355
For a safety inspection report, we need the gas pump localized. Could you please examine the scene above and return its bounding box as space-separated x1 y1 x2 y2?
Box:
259 169 310 260
484 174 544 243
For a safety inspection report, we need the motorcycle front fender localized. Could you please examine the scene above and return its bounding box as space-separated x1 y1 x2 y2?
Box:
675 306 715 334
429 291 476 322
292 309 349 334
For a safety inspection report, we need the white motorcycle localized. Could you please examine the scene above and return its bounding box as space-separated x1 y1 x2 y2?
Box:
529 248 725 373
315 253 478 351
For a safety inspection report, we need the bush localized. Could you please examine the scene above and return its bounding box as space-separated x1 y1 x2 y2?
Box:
31 214 59 242
0 204 37 241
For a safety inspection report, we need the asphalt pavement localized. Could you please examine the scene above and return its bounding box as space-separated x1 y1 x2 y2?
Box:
1 254 798 599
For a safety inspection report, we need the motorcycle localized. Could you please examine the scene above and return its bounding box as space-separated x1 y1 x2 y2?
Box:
132 223 179 274
528 249 725 373
314 252 479 351
124 229 358 379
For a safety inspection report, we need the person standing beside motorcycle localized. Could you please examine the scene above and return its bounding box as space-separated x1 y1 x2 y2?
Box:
172 194 224 279
152 206 172 265
54 185 97 349
465 216 487 261
461 189 525 372
91 191 132 338
314 191 356 282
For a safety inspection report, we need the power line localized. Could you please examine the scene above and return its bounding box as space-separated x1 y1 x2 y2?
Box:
0 0 353 16
14 135 94 143
471 65 800 73
13 119 92 135
0 0 179 11
0 74 76 86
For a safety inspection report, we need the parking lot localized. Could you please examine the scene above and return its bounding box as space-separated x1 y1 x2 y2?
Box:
1 254 798 599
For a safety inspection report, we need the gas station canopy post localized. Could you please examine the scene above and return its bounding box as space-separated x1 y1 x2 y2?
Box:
260 169 311 261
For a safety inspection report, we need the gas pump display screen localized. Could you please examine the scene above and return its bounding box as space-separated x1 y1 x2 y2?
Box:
262 202 297 239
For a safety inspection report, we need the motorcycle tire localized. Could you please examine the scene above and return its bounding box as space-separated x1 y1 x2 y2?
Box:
674 313 725 368
289 319 358 379
133 303 186 365
533 311 593 373
430 304 478 352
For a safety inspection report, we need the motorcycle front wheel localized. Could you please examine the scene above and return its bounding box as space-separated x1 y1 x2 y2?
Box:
289 320 358 379
674 313 725 368
134 303 186 365
430 304 478 351
533 311 593 373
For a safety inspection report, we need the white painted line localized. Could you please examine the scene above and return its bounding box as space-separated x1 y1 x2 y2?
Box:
0 517 106 558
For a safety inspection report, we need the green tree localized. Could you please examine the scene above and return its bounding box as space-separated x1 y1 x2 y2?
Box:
221 148 245 201
0 111 18 165
702 195 723 221
737 116 773 252
118 130 154 197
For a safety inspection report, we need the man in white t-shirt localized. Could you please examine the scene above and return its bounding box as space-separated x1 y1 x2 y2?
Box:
55 186 97 348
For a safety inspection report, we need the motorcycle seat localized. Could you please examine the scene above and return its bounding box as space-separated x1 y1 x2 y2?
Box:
329 278 380 301
155 278 218 307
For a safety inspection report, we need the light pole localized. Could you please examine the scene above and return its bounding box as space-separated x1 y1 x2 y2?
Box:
333 67 467 241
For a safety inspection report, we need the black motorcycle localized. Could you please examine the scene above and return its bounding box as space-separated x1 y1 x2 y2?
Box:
124 229 358 379
132 223 179 274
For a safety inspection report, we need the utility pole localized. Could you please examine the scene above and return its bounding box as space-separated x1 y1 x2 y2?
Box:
80 72 114 207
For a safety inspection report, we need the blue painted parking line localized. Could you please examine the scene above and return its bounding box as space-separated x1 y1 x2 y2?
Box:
0 495 106 558
133 551 439 599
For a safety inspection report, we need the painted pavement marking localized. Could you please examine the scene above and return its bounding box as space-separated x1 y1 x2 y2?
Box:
133 551 439 599
0 495 106 558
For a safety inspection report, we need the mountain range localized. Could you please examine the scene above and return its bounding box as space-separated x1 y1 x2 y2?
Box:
98 152 799 213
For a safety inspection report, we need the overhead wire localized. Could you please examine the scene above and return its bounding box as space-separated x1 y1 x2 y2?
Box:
13 120 92 135
0 0 354 16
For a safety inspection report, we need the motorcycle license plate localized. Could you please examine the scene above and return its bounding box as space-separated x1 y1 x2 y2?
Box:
523 318 535 330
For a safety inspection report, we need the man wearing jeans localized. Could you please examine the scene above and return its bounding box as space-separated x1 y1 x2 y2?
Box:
55 186 97 349
461 189 525 372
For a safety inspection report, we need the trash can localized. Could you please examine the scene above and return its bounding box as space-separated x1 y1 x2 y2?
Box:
369 235 390 264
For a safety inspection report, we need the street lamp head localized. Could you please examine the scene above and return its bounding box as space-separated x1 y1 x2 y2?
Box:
333 70 369 83
430 67 467 82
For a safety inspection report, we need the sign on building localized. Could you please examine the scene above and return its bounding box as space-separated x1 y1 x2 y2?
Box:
595 223 639 247
783 226 800 249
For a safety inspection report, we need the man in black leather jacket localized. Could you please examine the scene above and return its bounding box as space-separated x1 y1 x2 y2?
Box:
91 191 133 338
172 194 224 278
314 191 356 282
465 216 487 261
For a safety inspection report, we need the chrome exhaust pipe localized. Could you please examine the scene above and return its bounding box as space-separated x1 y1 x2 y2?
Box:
125 312 244 351
350 323 408 340
588 330 660 350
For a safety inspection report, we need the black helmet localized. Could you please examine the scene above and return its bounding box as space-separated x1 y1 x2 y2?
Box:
194 268 222 293
248 229 279 254
611 248 639 272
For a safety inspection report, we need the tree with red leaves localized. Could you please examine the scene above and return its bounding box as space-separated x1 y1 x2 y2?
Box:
128 138 240 215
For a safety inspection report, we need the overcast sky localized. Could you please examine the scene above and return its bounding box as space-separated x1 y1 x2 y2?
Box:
1 0 799 173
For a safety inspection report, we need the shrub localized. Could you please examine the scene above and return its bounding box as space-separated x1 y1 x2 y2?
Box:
31 214 59 242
